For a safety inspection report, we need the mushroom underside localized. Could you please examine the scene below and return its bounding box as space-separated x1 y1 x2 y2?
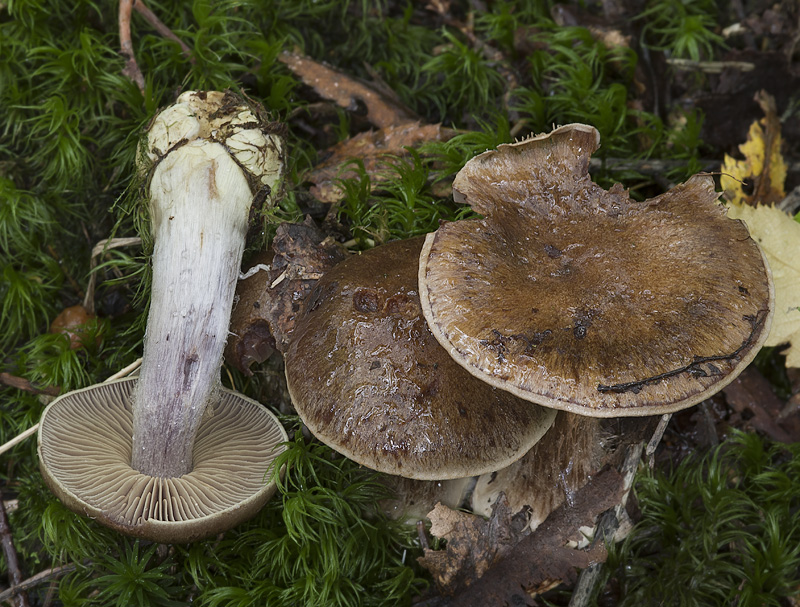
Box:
38 378 287 544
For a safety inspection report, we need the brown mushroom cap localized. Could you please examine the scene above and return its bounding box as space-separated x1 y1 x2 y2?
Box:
419 124 774 417
38 378 287 543
284 237 556 480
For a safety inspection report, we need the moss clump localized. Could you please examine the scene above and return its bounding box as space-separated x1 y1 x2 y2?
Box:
607 432 800 606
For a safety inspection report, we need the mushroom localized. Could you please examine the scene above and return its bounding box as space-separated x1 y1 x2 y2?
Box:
380 476 474 522
283 237 557 481
419 123 774 418
37 91 289 542
418 123 774 524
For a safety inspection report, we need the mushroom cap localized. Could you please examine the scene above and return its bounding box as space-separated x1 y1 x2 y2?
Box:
38 378 287 543
284 237 556 480
419 124 774 417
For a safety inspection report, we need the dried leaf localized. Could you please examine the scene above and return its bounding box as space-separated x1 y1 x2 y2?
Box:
226 218 345 374
308 122 457 203
279 51 415 128
726 201 800 367
419 467 624 604
50 304 98 350
723 367 800 442
721 90 787 206
418 494 529 596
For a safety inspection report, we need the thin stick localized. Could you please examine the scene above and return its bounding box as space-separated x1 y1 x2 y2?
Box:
0 489 29 607
133 0 193 59
83 237 142 314
119 0 145 92
0 360 142 457
0 373 59 397
0 427 39 458
0 564 77 605
104 358 142 382
665 58 755 73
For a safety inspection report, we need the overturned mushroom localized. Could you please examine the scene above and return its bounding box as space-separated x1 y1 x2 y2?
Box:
419 123 774 418
38 91 289 542
284 237 557 481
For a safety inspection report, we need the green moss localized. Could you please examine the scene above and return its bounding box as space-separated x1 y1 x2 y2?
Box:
0 0 786 604
607 433 800 606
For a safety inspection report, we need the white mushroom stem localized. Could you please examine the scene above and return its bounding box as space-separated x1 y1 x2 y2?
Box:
131 142 253 478
129 91 284 479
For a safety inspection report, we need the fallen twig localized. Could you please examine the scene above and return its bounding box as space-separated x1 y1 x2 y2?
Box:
0 373 59 397
83 237 142 314
444 467 624 606
133 0 192 58
118 0 193 93
0 488 29 607
119 0 145 92
0 564 77 605
0 359 142 458
665 58 755 73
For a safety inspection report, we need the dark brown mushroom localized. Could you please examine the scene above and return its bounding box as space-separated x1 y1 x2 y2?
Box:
284 237 556 480
419 123 774 417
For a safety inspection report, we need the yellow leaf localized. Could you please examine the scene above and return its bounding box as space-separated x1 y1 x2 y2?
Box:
727 203 800 367
721 91 787 207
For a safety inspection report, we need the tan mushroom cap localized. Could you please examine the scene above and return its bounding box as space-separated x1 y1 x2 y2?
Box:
284 237 556 480
419 124 774 417
38 378 287 543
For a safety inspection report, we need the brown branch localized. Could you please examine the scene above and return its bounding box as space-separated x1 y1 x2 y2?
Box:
426 4 518 113
132 0 193 59
444 466 625 606
0 564 77 605
0 489 29 607
0 373 60 397
119 0 145 93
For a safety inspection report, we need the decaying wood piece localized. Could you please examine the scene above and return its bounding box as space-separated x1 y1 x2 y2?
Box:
226 217 345 374
279 51 417 129
307 122 457 203
418 494 530 595
567 420 667 607
0 488 30 607
0 564 77 605
418 467 625 605
415 416 664 605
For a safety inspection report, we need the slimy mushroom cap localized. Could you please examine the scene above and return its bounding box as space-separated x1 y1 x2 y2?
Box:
284 237 556 480
419 124 774 417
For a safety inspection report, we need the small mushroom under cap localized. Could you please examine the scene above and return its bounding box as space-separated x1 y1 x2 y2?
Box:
38 378 287 544
284 237 556 480
419 124 774 417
